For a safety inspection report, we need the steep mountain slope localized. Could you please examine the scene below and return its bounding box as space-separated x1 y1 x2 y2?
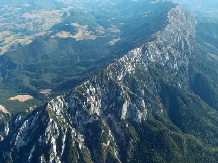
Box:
0 1 175 115
2 4 218 163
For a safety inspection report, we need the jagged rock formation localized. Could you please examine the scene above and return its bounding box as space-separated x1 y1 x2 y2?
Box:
2 3 218 163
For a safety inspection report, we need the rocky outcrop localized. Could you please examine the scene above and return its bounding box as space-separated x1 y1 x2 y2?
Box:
0 5 197 163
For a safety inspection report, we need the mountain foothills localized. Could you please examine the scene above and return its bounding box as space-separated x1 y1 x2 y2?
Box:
1 0 218 163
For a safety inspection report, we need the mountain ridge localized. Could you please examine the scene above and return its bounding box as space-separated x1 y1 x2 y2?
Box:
0 0 176 116
3 4 217 163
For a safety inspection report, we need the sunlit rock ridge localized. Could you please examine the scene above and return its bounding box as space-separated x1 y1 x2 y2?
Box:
0 5 199 163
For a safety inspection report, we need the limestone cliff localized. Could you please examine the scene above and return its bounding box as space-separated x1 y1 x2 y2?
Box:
3 4 218 163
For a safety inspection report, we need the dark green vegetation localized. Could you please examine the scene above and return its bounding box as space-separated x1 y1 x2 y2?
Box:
0 1 175 113
1 0 218 163
3 41 218 162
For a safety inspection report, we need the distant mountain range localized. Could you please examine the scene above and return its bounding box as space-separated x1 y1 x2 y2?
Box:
172 0 218 18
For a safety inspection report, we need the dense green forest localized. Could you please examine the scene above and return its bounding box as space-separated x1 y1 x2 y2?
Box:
0 1 175 114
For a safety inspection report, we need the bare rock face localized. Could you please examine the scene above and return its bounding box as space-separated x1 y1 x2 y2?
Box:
0 4 199 163
0 135 3 141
